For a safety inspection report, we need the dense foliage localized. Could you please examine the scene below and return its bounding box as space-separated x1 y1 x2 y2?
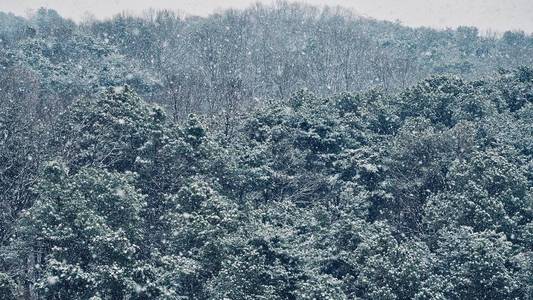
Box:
0 3 532 300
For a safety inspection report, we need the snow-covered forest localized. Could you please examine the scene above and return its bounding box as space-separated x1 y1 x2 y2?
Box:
0 2 532 299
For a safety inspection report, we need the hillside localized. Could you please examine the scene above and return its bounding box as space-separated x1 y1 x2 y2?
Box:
1 4 532 117
0 3 532 299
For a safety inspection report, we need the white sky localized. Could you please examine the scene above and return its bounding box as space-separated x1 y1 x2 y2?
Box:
0 0 532 33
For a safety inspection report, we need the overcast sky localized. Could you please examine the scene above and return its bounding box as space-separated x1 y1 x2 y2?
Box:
1 0 532 33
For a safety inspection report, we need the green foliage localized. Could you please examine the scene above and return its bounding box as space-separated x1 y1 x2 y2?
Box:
17 161 146 298
423 148 532 246
0 7 532 297
57 85 166 172
0 272 16 300
424 227 527 299
2 68 531 299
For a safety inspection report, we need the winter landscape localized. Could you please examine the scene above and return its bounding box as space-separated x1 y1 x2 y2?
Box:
0 0 532 299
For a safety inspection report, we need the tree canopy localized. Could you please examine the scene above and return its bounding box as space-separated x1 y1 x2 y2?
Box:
0 3 532 300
